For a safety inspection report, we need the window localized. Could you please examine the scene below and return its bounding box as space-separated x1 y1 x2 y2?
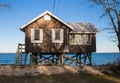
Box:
44 15 51 20
52 29 63 43
31 29 43 43
55 29 60 40
69 34 91 45
69 35 75 45
34 30 40 40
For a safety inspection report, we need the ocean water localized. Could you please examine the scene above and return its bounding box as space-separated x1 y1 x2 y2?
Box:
92 53 120 65
0 53 119 65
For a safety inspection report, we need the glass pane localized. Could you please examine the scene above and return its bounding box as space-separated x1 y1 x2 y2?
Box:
75 35 82 45
69 35 75 45
86 35 91 44
34 30 40 40
55 29 60 40
75 35 89 45
70 34 91 45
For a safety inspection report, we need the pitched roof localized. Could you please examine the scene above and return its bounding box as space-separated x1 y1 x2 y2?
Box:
20 10 73 31
67 23 99 33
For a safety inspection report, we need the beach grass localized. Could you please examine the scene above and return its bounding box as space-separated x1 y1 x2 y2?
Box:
0 72 120 83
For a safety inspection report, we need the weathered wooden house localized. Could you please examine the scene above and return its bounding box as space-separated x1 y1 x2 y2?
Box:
15 11 98 66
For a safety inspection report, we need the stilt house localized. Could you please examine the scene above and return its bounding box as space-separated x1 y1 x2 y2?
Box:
15 11 98 66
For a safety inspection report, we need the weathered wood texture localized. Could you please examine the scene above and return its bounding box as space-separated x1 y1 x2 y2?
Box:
24 13 96 53
69 33 96 52
25 14 69 53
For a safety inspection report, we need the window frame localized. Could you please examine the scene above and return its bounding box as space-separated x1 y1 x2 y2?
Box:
31 29 43 43
52 29 63 43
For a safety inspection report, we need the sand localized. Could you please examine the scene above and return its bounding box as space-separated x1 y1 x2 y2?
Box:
0 65 103 76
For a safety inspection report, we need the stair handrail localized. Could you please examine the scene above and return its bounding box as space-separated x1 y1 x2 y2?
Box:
15 43 25 66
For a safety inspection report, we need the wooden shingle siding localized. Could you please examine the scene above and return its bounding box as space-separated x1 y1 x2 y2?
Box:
20 11 98 53
25 14 69 53
69 33 96 52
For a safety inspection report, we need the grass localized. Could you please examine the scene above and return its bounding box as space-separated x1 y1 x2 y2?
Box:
0 72 120 83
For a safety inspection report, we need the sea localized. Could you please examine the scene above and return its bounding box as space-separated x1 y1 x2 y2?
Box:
0 52 120 65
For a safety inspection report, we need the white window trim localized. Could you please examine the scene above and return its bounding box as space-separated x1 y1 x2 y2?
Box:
31 29 43 43
52 29 63 43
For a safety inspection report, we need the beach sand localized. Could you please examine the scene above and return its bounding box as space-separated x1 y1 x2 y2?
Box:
0 65 103 76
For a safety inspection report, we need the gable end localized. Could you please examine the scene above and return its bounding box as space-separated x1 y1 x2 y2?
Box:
20 11 73 32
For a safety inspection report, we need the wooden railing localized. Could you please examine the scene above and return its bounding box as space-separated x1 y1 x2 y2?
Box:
14 43 27 67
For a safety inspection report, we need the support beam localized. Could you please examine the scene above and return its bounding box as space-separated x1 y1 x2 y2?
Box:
84 53 87 64
52 54 54 64
61 53 65 65
79 53 81 65
40 53 42 65
88 52 92 65
65 55 76 61
42 56 52 60
76 53 78 66
28 52 92 66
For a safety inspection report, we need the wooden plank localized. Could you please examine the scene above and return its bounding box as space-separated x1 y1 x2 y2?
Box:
63 55 83 65
42 56 52 60
84 53 87 64
76 54 78 66
79 54 81 65
61 54 64 65
65 55 76 61
52 54 54 63
87 52 92 65
40 54 42 65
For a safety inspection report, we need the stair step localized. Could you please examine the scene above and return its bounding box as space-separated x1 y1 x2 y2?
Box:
15 43 27 67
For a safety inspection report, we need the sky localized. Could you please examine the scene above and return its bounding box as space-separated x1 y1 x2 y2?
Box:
0 0 119 53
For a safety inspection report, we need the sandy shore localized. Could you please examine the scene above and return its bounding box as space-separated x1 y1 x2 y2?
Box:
0 65 104 76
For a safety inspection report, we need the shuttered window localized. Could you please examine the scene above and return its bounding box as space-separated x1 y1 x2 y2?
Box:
52 29 63 43
31 29 43 43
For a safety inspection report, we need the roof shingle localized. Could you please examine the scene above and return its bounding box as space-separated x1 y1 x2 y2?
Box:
67 23 99 33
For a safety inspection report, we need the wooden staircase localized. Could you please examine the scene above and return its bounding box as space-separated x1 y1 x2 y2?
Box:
15 43 27 67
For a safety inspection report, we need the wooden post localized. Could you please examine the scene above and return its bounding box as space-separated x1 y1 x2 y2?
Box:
40 53 42 65
52 54 54 64
33 53 38 65
56 54 57 64
61 53 65 65
84 52 87 64
58 54 60 65
56 53 60 65
79 53 81 65
88 52 92 65
76 53 78 66
30 53 37 66
30 54 33 66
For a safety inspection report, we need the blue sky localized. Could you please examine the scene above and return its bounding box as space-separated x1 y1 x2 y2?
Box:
0 0 119 53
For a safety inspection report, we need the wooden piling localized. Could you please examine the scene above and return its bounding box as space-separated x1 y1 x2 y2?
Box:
61 53 65 65
40 53 42 65
16 51 92 66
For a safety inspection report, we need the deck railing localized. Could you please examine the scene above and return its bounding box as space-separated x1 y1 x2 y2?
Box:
14 43 27 67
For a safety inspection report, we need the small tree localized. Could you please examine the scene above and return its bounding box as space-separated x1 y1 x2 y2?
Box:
88 0 120 51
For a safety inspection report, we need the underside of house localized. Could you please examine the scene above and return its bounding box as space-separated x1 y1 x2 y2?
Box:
15 11 98 67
